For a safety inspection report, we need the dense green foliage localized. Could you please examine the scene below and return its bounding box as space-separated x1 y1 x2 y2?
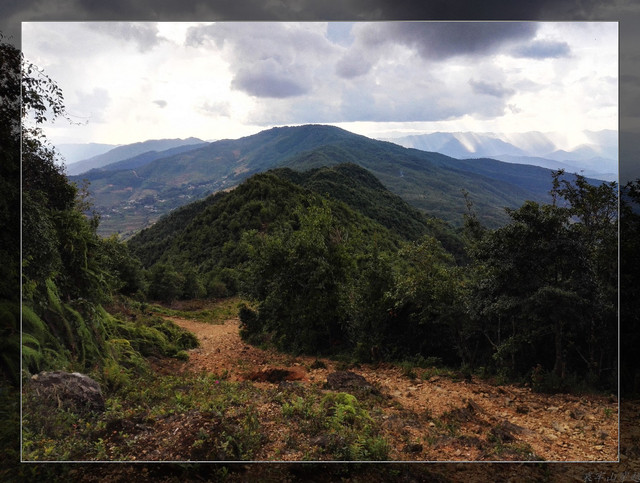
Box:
126 148 619 392
128 166 413 301
467 189 617 390
10 38 185 386
274 163 467 261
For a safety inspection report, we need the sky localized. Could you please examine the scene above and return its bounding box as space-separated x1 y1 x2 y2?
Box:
21 21 618 152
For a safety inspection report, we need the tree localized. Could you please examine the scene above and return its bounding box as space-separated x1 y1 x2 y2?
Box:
551 171 618 387
147 263 185 303
242 201 353 354
386 235 465 364
470 201 591 381
468 169 618 391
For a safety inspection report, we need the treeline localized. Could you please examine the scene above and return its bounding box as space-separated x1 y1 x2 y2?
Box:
128 158 620 393
236 170 618 393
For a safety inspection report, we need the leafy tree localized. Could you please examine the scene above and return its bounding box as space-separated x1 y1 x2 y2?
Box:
10 38 151 380
182 266 206 299
551 170 618 385
386 236 465 364
471 202 592 380
242 201 353 354
97 235 146 297
343 247 395 361
147 263 185 303
467 169 618 392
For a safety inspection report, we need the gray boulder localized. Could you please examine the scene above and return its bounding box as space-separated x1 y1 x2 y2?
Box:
30 371 105 413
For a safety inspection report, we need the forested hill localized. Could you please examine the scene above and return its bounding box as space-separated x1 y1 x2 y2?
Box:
271 163 463 256
127 164 465 286
71 124 588 237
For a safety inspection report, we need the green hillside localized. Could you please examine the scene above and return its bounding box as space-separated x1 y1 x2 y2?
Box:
272 163 465 260
127 165 423 292
73 125 570 237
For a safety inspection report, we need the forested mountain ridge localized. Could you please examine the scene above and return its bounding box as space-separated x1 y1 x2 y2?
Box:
71 124 597 237
127 164 455 297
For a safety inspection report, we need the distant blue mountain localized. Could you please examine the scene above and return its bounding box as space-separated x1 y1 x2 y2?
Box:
66 138 206 175
385 130 617 180
56 143 117 166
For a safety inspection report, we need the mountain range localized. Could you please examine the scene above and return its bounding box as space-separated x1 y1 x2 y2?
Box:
56 142 117 166
65 137 205 175
384 130 617 182
68 125 605 238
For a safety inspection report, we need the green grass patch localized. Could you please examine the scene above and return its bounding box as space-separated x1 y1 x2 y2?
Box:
148 297 246 324
22 370 265 461
277 387 390 461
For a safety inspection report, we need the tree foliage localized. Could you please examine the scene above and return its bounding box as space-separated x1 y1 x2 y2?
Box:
242 202 354 353
8 38 147 382
621 178 640 396
466 172 617 390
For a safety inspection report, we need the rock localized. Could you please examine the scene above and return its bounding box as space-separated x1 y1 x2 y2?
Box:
310 434 337 449
29 371 105 413
404 443 423 454
246 367 305 383
325 371 377 393
490 423 516 443
569 409 585 420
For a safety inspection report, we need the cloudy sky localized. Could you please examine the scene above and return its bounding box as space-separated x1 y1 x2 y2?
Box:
22 21 617 151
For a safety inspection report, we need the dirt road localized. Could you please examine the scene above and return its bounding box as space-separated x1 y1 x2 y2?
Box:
165 315 619 462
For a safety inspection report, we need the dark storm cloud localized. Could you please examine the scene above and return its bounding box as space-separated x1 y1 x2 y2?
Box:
231 65 309 99
334 22 539 80
358 22 539 61
93 22 165 52
511 39 571 59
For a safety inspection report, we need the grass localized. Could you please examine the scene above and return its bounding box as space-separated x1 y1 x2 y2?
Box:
147 297 246 324
277 387 390 461
22 368 265 461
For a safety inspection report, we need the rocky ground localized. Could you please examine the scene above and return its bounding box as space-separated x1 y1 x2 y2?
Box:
162 315 620 463
20 308 637 482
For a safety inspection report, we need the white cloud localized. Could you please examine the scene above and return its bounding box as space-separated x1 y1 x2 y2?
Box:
21 21 618 146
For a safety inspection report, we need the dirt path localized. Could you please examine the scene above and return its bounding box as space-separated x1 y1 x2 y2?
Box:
164 315 619 462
